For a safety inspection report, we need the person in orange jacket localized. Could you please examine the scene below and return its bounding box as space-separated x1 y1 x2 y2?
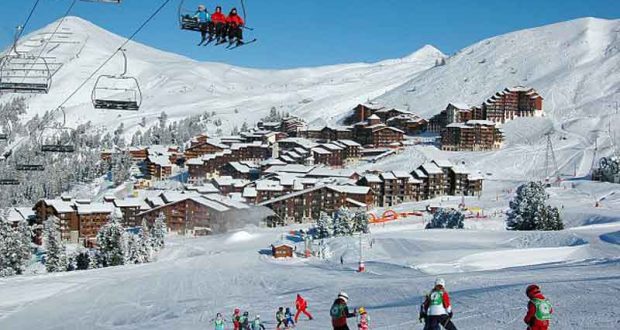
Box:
523 284 553 330
294 294 314 322
226 7 245 45
209 6 228 43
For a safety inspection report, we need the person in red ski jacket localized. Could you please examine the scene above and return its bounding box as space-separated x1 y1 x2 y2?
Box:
294 294 314 322
423 278 458 330
232 307 241 330
523 284 553 330
226 7 245 45
209 6 228 42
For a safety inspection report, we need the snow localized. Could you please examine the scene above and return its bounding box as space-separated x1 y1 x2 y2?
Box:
225 231 255 243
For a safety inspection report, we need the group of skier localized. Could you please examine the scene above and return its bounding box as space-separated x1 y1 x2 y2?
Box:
189 4 246 46
210 280 553 329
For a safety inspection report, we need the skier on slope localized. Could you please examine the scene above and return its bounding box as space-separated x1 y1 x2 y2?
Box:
232 308 241 330
211 312 226 330
330 291 357 330
419 293 431 330
523 284 553 330
357 307 370 330
239 311 250 330
226 7 245 46
194 4 211 44
276 307 286 329
250 315 266 330
294 294 314 322
423 278 458 330
284 307 295 328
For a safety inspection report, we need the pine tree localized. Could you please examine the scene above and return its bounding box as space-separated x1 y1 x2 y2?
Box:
150 213 167 251
352 211 370 234
0 217 31 276
44 216 67 273
333 207 353 236
314 212 333 239
124 233 141 264
14 220 32 274
426 208 465 229
507 182 564 231
75 249 90 270
96 216 126 267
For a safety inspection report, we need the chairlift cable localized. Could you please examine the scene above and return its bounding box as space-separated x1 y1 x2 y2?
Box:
52 0 172 115
12 0 43 52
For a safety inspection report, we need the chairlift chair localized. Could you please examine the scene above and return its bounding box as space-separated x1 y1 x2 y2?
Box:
91 49 142 111
15 151 45 171
39 125 76 153
179 1 204 32
0 52 52 94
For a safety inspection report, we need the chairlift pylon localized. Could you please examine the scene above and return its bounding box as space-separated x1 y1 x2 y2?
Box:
0 28 53 94
91 49 142 111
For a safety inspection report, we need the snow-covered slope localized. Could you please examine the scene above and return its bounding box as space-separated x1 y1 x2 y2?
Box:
371 18 620 181
0 16 444 134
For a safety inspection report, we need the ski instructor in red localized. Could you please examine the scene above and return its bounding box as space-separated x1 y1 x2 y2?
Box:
294 294 313 322
523 284 553 330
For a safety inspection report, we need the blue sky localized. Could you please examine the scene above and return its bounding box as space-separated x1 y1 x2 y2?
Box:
1 0 619 69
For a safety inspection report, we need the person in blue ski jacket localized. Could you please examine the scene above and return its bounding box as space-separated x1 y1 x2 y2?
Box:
284 307 295 328
194 4 211 42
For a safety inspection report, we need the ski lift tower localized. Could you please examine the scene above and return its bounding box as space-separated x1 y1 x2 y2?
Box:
544 132 560 187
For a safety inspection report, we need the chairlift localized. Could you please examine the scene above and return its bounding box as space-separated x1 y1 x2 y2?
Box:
15 151 45 171
91 49 142 111
40 125 76 153
0 49 52 94
178 1 204 32
0 167 20 185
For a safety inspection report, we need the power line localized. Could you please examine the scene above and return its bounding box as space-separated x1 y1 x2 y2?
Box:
52 0 173 121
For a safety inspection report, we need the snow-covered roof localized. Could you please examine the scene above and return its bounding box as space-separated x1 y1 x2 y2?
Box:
448 102 471 110
242 187 257 198
362 174 382 183
280 155 294 163
433 159 453 168
74 203 113 215
271 241 295 249
345 198 367 208
446 123 471 129
278 137 318 149
42 199 75 213
260 158 286 166
113 198 143 208
161 191 196 203
413 169 427 179
328 185 370 195
311 147 331 155
228 161 255 174
452 165 470 175
337 139 362 147
294 147 308 155
148 155 172 167
367 114 381 120
256 180 285 192
321 143 344 151
185 183 220 194
421 162 443 175
308 168 357 178
265 164 315 174
392 170 414 179
380 172 397 180
259 186 326 206
203 194 249 210
186 158 204 166
467 120 496 126
372 126 405 134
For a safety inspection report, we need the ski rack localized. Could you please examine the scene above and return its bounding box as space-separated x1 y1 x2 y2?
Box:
91 49 142 111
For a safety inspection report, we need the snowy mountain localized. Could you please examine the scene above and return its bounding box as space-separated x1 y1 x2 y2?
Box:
0 16 445 135
371 17 620 181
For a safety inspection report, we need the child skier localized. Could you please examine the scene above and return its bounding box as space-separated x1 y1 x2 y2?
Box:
239 311 250 330
250 315 266 330
284 307 295 328
523 284 553 330
423 278 458 330
330 291 356 330
294 294 314 322
212 312 226 330
357 307 369 330
232 308 241 330
276 307 286 329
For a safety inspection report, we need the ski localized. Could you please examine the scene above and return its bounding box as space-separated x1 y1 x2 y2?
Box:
228 39 257 50
202 37 215 46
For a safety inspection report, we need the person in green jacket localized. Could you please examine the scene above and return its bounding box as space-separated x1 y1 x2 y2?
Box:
250 315 266 330
212 312 226 330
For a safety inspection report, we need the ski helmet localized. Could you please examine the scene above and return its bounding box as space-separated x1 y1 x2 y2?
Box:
358 307 366 314
435 277 446 287
526 284 541 297
234 308 240 313
256 314 260 319
338 291 349 303
198 4 206 10
244 311 249 316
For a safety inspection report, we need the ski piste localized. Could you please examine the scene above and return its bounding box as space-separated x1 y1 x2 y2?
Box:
227 38 257 50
